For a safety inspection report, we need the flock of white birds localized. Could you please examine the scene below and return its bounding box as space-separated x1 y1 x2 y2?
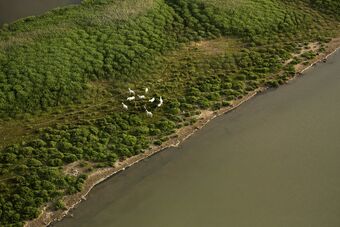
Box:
121 88 163 117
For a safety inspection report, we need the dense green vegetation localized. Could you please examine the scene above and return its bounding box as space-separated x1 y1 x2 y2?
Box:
0 0 337 118
0 0 339 225
304 0 340 19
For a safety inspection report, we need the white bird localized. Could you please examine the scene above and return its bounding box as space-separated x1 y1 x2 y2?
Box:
122 102 128 110
145 88 149 93
146 110 153 118
138 95 146 99
157 96 163 107
149 97 155 103
127 96 135 101
144 106 153 117
128 88 135 95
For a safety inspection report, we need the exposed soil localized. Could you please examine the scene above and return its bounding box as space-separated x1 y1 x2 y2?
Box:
25 37 340 227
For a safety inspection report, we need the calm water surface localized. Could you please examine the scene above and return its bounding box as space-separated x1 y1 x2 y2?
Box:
55 51 340 227
0 0 80 25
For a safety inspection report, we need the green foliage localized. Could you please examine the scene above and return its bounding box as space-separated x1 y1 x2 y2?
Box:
54 199 66 211
0 0 182 117
0 0 336 118
305 0 340 19
0 0 339 225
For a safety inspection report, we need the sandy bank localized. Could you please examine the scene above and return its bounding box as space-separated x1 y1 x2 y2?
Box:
25 37 340 227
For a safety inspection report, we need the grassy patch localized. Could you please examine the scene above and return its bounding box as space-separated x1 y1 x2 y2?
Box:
0 0 339 225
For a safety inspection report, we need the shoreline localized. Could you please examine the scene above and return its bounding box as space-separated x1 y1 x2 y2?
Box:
25 37 340 227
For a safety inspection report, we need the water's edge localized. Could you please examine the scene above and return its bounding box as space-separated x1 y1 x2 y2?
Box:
0 0 81 26
26 39 340 227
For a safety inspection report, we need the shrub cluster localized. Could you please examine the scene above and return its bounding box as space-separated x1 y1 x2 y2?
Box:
0 0 338 225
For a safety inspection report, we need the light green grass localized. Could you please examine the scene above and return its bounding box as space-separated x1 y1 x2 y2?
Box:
0 0 339 225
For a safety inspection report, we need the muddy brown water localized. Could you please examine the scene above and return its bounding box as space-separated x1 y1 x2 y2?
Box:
54 50 340 227
0 0 80 25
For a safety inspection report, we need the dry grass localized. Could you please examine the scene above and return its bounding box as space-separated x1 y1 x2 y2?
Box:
188 38 242 56
0 0 156 49
0 80 116 149
63 161 94 176
0 38 240 149
200 0 247 9
0 121 32 149
165 37 241 62
99 0 156 21
284 42 320 65
0 25 71 49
